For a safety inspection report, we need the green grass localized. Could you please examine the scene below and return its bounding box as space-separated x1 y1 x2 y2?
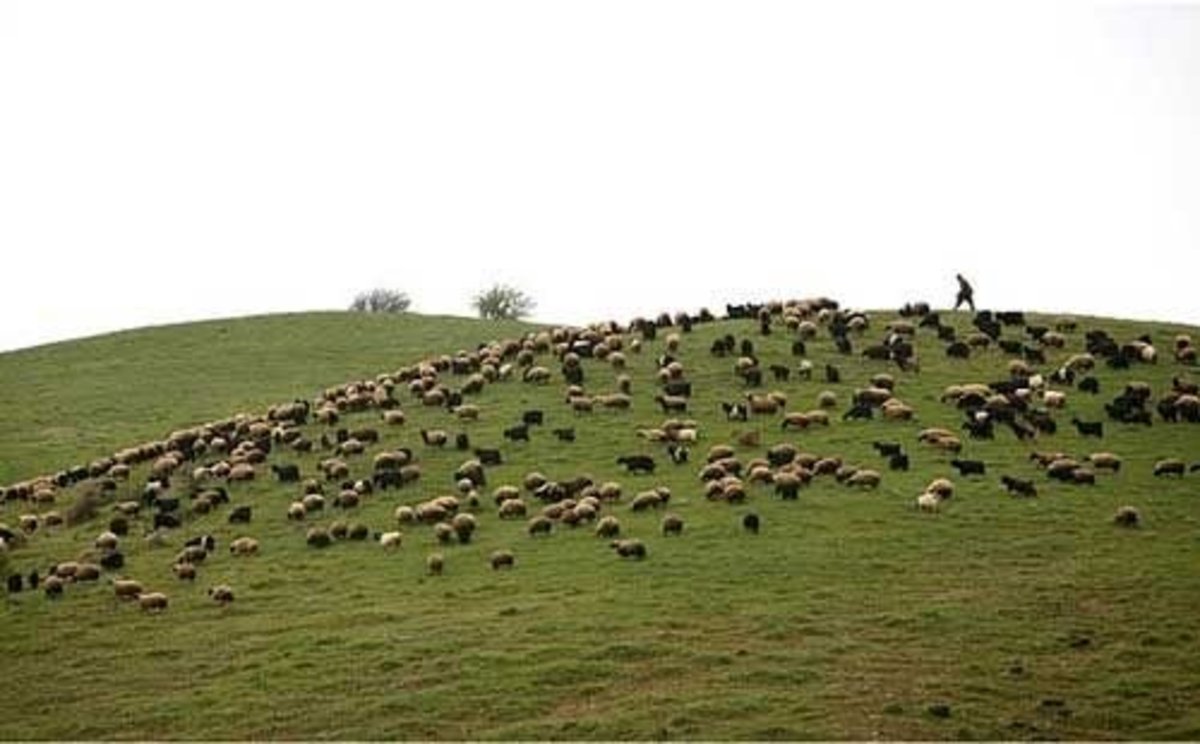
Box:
2 307 1200 740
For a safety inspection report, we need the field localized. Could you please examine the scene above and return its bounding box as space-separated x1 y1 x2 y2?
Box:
2 306 1200 740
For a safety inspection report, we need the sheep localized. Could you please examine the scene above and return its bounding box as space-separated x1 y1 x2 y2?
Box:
616 455 656 474
1113 506 1140 528
74 564 102 582
1000 475 1038 498
949 459 986 477
113 579 144 601
630 490 664 512
881 399 915 421
451 513 477 544
94 531 120 552
382 410 407 426
610 538 647 560
42 575 65 598
228 505 252 524
742 513 760 534
228 463 257 481
594 515 621 538
420 429 449 447
172 563 197 581
926 478 955 500
1153 458 1186 477
229 537 259 556
846 469 882 488
498 499 528 519
661 514 684 536
1042 390 1067 409
426 553 445 576
780 412 812 431
1086 452 1122 472
916 492 941 512
1071 418 1104 438
490 550 516 570
306 527 333 548
139 592 169 613
527 516 553 537
454 404 482 422
208 585 235 606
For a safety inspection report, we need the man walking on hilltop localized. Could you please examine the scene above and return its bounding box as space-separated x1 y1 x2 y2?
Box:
954 273 975 312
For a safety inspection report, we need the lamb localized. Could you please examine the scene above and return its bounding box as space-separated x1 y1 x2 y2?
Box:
490 550 516 570
229 537 259 556
611 538 647 559
138 592 169 613
916 492 941 512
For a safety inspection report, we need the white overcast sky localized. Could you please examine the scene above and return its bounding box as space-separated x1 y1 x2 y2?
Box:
1 2 1198 352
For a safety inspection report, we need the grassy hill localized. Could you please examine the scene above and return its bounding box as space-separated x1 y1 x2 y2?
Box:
2 306 1199 740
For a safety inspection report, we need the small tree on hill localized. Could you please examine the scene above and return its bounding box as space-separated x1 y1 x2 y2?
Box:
349 288 412 314
472 284 535 321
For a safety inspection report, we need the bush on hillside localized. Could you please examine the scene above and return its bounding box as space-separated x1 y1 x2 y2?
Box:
472 284 535 321
349 289 412 314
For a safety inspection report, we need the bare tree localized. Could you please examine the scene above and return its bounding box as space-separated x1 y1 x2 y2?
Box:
349 288 412 314
471 284 535 320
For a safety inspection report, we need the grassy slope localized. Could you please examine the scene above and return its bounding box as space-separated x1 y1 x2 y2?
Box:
0 312 540 485
2 308 1200 740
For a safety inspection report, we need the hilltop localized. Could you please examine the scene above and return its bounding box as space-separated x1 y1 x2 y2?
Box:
1 303 1199 740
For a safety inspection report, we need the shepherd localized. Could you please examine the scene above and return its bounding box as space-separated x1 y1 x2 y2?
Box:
954 273 975 312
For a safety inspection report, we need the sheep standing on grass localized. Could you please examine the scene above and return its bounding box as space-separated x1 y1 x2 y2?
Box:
1113 506 1140 528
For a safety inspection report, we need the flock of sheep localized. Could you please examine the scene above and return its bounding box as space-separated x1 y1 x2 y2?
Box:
2 297 1197 612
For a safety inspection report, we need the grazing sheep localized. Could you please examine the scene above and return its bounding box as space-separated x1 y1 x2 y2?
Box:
306 527 333 548
1153 458 1186 477
595 515 621 538
1000 475 1038 498
916 492 941 512
661 514 684 536
43 575 65 598
172 563 197 581
846 469 882 488
616 455 656 475
527 516 553 537
382 410 407 426
229 537 259 556
742 513 760 534
113 579 144 601
1071 418 1104 438
451 513 477 543
420 429 449 447
94 531 120 552
490 550 515 570
208 585 235 606
610 538 647 560
1086 452 1122 472
426 553 445 576
498 499 528 519
926 478 955 500
1113 506 1140 528
949 459 986 477
138 592 169 613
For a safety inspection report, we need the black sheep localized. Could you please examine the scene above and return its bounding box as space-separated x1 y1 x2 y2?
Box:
503 424 530 442
474 448 503 466
522 410 544 426
455 433 471 451
872 441 904 458
742 513 760 534
270 463 301 483
950 459 986 477
1000 475 1038 498
552 428 576 442
888 452 910 471
616 455 656 474
228 506 252 524
7 574 22 594
1071 418 1104 438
